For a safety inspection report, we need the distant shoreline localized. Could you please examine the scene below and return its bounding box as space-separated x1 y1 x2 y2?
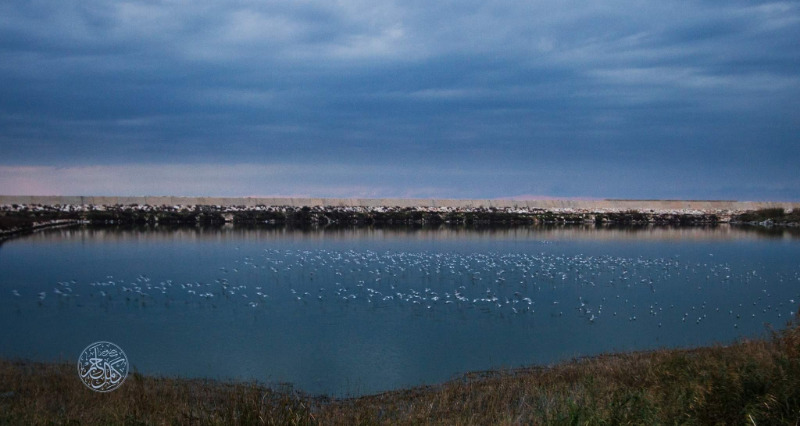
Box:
1 195 799 213
2 197 799 236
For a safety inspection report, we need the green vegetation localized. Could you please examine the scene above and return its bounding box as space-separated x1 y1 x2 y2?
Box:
3 318 800 425
1 206 722 229
0 205 80 232
2 205 797 239
733 208 800 225
594 211 719 225
83 205 226 225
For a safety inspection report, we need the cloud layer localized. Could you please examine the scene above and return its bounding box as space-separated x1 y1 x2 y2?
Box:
1 1 798 199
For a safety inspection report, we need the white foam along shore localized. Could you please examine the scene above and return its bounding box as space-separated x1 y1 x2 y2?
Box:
0 195 798 216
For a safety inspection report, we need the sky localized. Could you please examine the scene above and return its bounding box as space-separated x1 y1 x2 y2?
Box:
0 1 798 200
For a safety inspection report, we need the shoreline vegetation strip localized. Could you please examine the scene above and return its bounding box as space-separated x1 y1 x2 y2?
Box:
1 204 798 238
1 317 799 424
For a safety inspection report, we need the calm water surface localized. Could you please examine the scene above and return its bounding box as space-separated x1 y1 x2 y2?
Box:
1 225 799 396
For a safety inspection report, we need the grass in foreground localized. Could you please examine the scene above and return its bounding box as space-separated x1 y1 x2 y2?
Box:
2 320 800 425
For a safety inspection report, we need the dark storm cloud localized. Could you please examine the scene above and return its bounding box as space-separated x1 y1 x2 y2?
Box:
0 0 798 199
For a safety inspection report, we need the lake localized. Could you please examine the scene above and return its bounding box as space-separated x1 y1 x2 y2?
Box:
1 225 799 396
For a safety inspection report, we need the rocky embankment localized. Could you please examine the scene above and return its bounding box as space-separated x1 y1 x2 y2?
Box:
2 202 796 235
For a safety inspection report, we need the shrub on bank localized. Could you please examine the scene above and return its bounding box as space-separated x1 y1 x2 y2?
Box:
733 208 800 225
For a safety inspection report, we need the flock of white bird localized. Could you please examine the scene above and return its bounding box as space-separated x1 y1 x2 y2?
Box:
8 248 800 329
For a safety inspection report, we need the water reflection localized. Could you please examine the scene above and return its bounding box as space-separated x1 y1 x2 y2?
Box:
7 223 800 246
